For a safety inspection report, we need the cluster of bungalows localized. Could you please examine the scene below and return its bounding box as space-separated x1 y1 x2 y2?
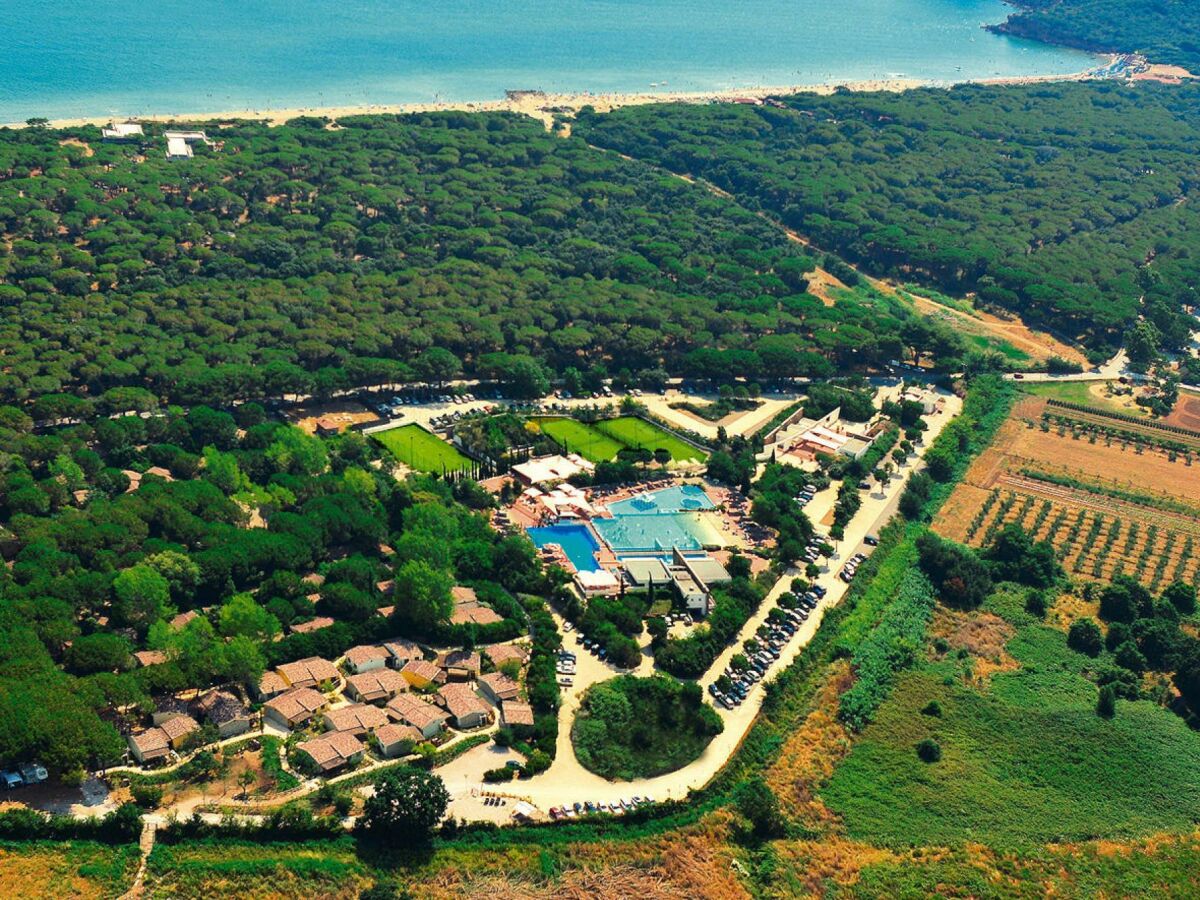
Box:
100 122 215 161
267 639 532 776
127 688 253 765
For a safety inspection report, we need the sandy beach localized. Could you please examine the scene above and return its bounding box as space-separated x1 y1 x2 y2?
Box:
8 64 1117 131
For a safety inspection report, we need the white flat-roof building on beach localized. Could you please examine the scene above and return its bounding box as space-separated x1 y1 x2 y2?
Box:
101 123 143 141
165 136 192 159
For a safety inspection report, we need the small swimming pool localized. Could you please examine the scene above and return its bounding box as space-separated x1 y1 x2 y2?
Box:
526 523 603 572
606 484 714 516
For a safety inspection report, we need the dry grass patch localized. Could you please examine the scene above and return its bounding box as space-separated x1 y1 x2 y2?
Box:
931 608 1018 684
765 660 854 826
1047 592 1102 634
767 837 908 898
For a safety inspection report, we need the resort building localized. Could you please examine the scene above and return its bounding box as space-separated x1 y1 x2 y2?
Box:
276 656 339 690
501 701 535 729
400 658 444 689
342 644 389 674
344 668 407 704
774 407 885 463
386 693 448 739
254 670 289 701
321 703 389 736
382 638 422 668
128 729 170 765
296 732 364 774
511 453 594 488
375 723 422 758
439 649 481 681
437 683 492 729
573 568 622 598
192 690 252 738
482 643 528 669
263 687 328 730
101 122 143 141
478 671 520 705
449 585 503 625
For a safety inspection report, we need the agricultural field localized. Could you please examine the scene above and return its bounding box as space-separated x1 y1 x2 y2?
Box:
934 396 1200 589
371 424 472 473
531 416 705 463
1022 379 1149 418
0 841 139 899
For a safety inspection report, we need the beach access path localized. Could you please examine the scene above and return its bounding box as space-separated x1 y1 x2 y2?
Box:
451 387 961 813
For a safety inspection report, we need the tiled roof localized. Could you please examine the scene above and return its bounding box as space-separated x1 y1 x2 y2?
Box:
323 703 389 733
345 669 406 700
343 645 389 667
478 671 520 701
277 656 339 687
375 723 421 748
159 714 200 742
501 700 535 727
386 694 448 731
265 687 326 722
438 683 491 721
297 731 364 770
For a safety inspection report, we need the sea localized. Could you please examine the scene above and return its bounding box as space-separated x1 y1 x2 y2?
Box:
0 0 1095 122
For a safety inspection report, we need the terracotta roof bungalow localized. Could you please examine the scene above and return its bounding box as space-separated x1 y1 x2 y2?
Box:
400 658 443 690
321 703 389 737
276 656 339 690
437 683 492 730
133 650 167 668
451 585 478 605
375 723 421 759
478 671 521 705
449 586 503 624
343 644 389 674
254 670 289 701
150 695 191 725
375 579 394 594
344 668 407 704
159 714 200 746
501 700 535 728
302 572 325 587
296 731 364 774
385 693 448 739
382 638 421 669
169 609 200 630
145 466 174 481
483 643 528 668
128 728 170 765
289 616 334 636
439 649 481 681
192 690 252 738
264 687 328 730
377 604 395 618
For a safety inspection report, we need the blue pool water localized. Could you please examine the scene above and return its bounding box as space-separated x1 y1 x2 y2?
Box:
527 523 602 572
606 484 714 516
0 1 1094 122
593 512 712 552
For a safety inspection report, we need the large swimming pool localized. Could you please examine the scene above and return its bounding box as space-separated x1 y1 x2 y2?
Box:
593 512 719 552
527 523 602 572
605 484 714 516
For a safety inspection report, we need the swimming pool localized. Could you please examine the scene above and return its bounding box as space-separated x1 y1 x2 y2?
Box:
593 511 721 553
526 523 603 572
605 484 714 516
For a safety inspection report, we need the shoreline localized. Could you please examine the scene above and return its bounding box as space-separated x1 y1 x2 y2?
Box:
6 63 1119 130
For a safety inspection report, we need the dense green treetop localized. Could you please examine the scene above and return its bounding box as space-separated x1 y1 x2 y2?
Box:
0 112 939 405
994 0 1200 74
577 81 1200 354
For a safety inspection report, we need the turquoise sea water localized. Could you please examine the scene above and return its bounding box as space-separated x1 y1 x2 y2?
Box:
1 1 1094 122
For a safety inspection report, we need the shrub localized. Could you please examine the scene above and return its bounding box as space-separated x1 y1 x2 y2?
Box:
1067 618 1103 657
916 738 942 763
483 767 515 783
1096 684 1116 719
131 783 163 809
921 700 942 717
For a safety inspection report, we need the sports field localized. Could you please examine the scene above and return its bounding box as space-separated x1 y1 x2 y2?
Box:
530 417 624 463
532 416 705 463
594 416 706 462
372 424 471 473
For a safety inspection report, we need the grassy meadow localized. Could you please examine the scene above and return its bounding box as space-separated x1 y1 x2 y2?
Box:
0 841 139 899
532 415 705 464
822 587 1200 847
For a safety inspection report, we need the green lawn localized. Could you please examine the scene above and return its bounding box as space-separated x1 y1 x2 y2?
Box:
822 592 1200 847
593 416 707 462
571 675 723 780
530 417 625 463
371 424 472 473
